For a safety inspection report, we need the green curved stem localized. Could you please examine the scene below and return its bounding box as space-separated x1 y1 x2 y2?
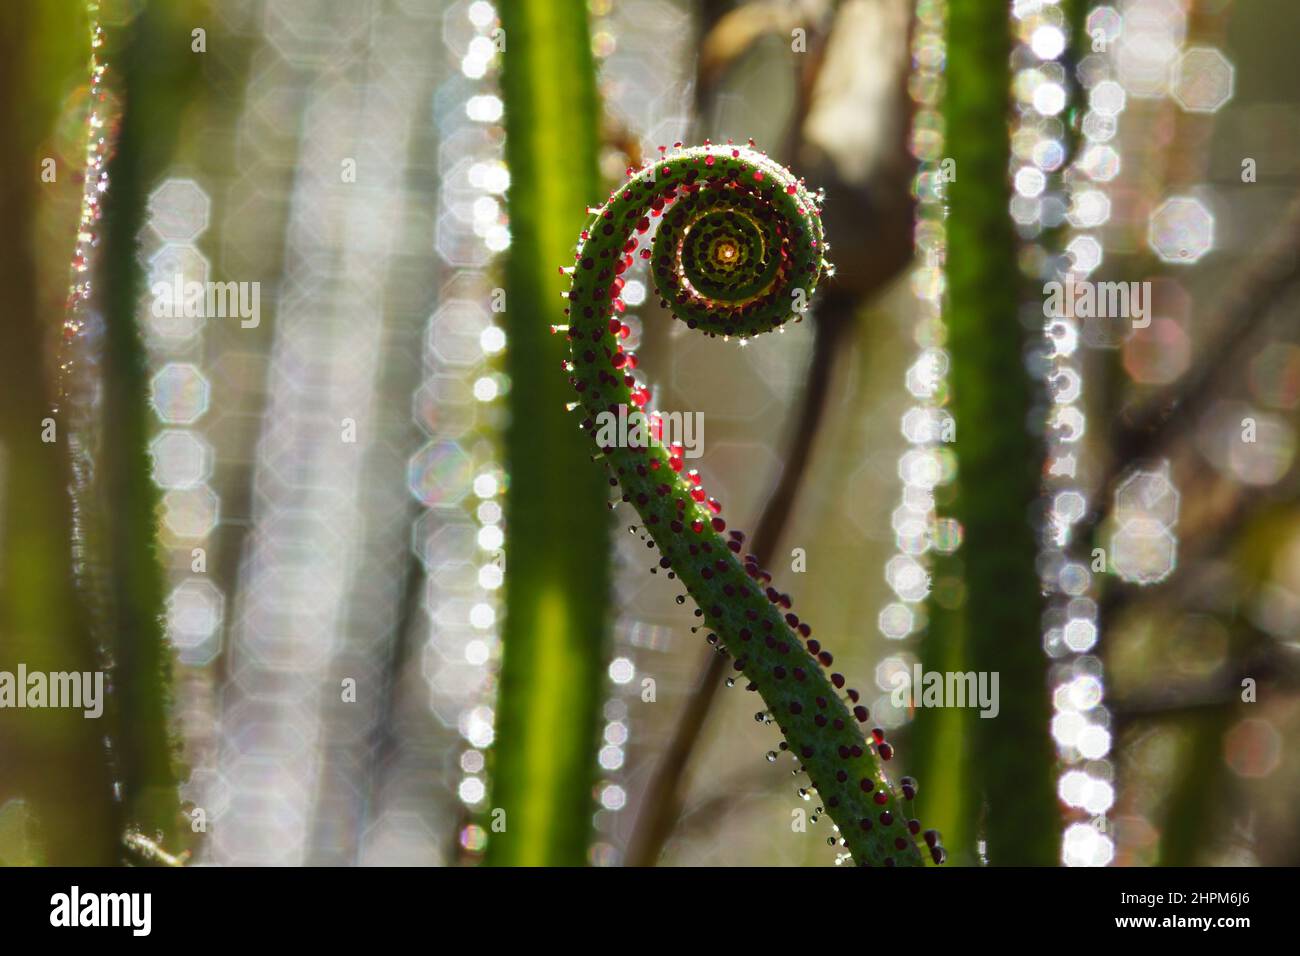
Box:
564 144 930 867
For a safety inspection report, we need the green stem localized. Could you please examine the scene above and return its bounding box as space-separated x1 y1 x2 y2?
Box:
0 0 120 865
1157 707 1228 866
96 1 201 846
941 0 1056 864
565 144 931 867
486 0 613 866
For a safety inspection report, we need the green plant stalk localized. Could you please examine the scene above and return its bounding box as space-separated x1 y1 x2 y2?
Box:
565 144 931 866
908 603 976 863
942 0 1057 864
486 0 613 866
95 2 202 845
0 0 121 865
1157 707 1227 866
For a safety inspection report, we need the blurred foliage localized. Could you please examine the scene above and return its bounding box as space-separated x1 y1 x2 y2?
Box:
0 0 121 866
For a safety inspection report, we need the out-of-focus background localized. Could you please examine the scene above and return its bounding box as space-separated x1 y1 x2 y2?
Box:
1 0 1298 867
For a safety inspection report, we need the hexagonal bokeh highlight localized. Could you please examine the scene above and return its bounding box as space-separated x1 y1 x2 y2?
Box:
1110 518 1177 585
151 363 211 424
162 484 220 539
1066 235 1103 275
148 242 209 288
1228 413 1296 487
1113 465 1180 527
1148 197 1213 264
148 178 211 242
150 429 213 490
1171 47 1234 113
427 299 489 367
412 375 475 437
1084 6 1122 49
147 243 210 341
408 440 473 507
166 577 225 663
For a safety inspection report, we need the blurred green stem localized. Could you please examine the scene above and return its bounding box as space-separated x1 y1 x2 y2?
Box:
486 0 612 866
0 0 121 865
1157 707 1228 866
935 0 1057 865
95 2 203 845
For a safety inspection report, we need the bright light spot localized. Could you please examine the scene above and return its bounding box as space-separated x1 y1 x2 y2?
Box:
608 657 635 684
1063 821 1114 866
1031 25 1066 60
1111 518 1177 585
1015 166 1047 198
1063 618 1098 652
878 602 915 640
466 95 503 123
604 721 628 745
1058 769 1091 807
469 162 510 194
1148 196 1215 264
479 563 504 589
1068 189 1111 228
461 705 495 748
480 325 506 353
458 777 486 804
473 376 498 401
1076 723 1111 759
1032 138 1065 171
467 1 496 28
886 554 930 602
598 745 624 770
1033 82 1067 115
472 196 500 223
467 36 496 60
1052 711 1085 747
460 749 485 773
1083 779 1115 815
1089 80 1126 116
484 223 511 252
473 473 499 498
1066 235 1103 274
469 602 496 629
622 279 646 306
1079 144 1121 181
1066 675 1104 711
